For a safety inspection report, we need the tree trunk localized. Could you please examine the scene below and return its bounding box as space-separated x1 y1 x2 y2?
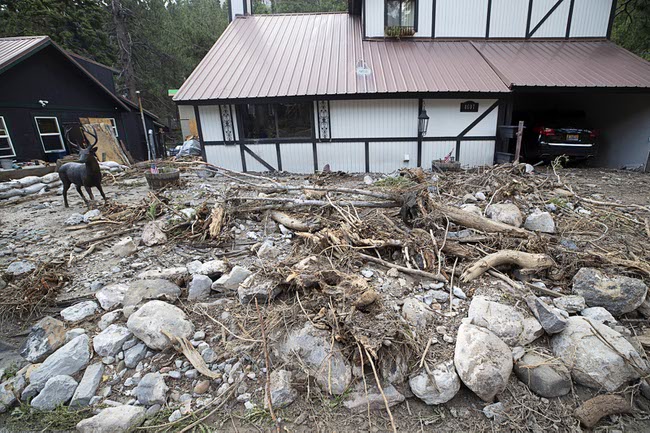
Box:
111 0 137 101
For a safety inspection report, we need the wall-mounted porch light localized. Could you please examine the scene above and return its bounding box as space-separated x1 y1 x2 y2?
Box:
418 108 429 136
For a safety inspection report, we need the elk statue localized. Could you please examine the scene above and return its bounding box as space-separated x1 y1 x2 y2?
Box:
58 125 107 208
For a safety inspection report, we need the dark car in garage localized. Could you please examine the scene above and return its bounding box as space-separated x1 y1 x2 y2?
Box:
516 111 598 162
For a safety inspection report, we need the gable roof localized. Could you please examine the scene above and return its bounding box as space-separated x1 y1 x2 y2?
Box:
474 40 650 89
68 51 120 74
0 36 130 111
174 13 509 102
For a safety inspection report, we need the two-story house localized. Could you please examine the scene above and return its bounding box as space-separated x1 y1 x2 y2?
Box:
174 0 650 172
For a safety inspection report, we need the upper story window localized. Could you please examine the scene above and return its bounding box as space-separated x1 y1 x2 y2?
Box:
385 0 416 37
241 103 312 140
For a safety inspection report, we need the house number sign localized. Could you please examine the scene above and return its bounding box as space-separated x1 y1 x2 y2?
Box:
460 101 479 112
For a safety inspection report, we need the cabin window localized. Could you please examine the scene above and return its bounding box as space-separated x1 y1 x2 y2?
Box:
35 117 65 153
0 117 16 158
240 103 312 140
385 0 417 37
109 118 119 138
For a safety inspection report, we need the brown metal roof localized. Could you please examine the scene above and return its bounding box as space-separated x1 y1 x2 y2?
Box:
0 36 49 73
174 13 510 102
475 40 650 89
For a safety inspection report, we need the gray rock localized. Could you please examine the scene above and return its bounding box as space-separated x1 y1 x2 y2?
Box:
76 405 146 433
124 343 148 369
514 352 571 398
551 316 645 391
70 363 104 407
485 203 523 227
343 383 404 413
580 306 617 325
83 209 101 223
553 295 586 313
265 370 297 408
186 260 203 275
64 213 85 226
141 221 167 247
257 240 280 259
409 360 460 405
0 277 5 290
459 204 482 216
98 310 122 331
212 266 253 291
112 237 137 257
7 261 36 276
145 403 161 419
96 283 129 311
138 267 188 280
188 275 212 301
30 334 91 390
281 323 351 395
20 383 39 402
525 296 567 334
31 375 77 410
122 279 182 316
65 328 86 343
454 322 512 402
524 211 556 233
0 381 17 413
572 268 648 316
475 191 486 201
60 300 99 322
134 372 168 405
238 278 282 305
402 298 434 327
637 298 650 318
424 290 449 303
196 259 228 279
468 296 543 346
168 409 182 422
202 348 217 364
483 402 505 422
126 300 194 350
19 316 66 363
93 324 132 357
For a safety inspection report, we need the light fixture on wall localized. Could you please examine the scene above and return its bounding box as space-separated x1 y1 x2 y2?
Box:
418 108 429 136
38 100 49 108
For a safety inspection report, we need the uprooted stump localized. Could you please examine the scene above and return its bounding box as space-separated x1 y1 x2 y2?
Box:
574 394 632 428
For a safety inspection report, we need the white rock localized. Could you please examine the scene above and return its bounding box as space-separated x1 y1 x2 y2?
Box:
96 283 129 311
454 323 512 402
257 240 280 259
485 203 523 227
580 306 617 325
76 405 146 433
70 363 104 407
195 260 228 278
60 300 98 322
6 260 35 276
112 237 137 257
126 300 194 350
31 375 77 410
468 296 542 346
134 372 168 405
93 324 132 357
188 275 212 301
402 298 433 327
138 267 188 280
98 310 122 331
141 221 167 246
83 209 101 223
211 266 252 291
409 360 460 405
524 211 556 233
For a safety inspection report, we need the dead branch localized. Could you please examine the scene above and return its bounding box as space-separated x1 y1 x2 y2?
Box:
359 253 447 282
269 211 319 232
461 250 555 282
574 395 631 428
209 204 225 238
235 196 398 208
429 201 531 237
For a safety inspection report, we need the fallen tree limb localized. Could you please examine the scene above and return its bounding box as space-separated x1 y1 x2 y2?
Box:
574 394 631 428
269 210 319 232
461 250 555 282
359 253 447 282
254 184 395 201
429 202 531 237
236 196 398 208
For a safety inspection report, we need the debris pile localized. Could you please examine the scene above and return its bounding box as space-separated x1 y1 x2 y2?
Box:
0 162 649 431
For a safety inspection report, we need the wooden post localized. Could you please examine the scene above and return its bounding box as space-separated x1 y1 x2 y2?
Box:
514 121 524 163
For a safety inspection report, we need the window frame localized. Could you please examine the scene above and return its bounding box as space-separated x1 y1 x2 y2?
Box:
240 102 313 141
34 116 66 153
0 116 16 159
108 118 119 138
384 0 418 36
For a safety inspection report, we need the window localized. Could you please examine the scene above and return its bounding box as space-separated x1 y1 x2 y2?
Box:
0 117 16 158
385 0 416 37
240 103 312 140
35 117 65 153
109 118 119 138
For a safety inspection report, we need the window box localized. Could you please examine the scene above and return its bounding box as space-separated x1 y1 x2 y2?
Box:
385 26 416 38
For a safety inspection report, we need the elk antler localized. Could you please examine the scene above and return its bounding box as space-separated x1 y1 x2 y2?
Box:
64 127 81 150
82 125 98 149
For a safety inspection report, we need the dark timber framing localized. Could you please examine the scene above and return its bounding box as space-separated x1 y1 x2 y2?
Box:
485 0 493 38
606 0 618 40
193 105 207 162
527 0 566 38
565 0 575 38
431 0 436 38
525 0 534 38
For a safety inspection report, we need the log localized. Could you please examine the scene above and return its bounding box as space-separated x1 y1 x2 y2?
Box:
269 211 319 232
359 253 447 283
460 250 555 282
209 205 225 238
429 202 531 237
574 395 631 428
237 196 398 209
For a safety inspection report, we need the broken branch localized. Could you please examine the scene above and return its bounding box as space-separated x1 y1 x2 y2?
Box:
461 250 555 282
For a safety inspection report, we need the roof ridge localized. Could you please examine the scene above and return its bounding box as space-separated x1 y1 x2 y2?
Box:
0 35 48 41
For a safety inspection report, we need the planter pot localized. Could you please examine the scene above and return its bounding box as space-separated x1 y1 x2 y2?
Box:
144 168 180 190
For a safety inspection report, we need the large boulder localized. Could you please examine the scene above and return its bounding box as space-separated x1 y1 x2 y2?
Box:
551 316 646 391
30 334 91 390
95 283 129 311
409 360 460 405
122 279 182 317
468 296 543 346
76 405 146 433
126 300 194 350
19 316 66 363
514 353 571 398
572 268 647 316
30 375 78 410
134 372 168 405
70 363 104 407
454 322 512 402
485 203 523 227
93 324 132 357
281 323 351 395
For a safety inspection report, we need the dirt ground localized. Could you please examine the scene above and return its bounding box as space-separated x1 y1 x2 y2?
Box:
1 164 650 432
